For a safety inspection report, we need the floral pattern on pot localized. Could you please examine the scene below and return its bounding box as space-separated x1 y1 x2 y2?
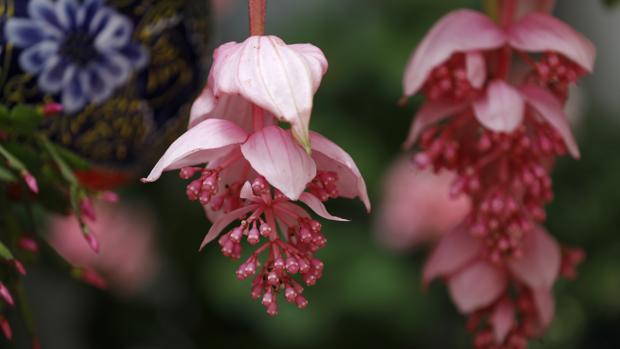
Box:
4 0 149 113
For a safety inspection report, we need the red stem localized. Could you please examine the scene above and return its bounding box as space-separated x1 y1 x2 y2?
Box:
497 0 517 79
248 0 266 36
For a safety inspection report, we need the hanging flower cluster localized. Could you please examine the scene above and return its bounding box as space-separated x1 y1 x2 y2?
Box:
401 2 594 348
143 0 369 316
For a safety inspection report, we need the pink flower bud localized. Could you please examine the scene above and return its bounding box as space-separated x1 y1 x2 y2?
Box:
0 317 11 340
85 233 100 253
21 171 39 194
0 283 14 306
42 102 63 117
17 236 39 253
80 198 97 221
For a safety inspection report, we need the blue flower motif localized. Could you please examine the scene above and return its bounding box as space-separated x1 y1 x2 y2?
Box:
5 0 149 113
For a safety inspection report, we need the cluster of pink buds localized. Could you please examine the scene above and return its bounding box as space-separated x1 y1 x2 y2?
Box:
143 0 369 315
401 1 594 347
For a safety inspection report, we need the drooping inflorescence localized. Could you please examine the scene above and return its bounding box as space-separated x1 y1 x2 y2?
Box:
401 2 594 347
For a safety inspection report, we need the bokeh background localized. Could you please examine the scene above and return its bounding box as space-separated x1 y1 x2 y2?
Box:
9 0 620 348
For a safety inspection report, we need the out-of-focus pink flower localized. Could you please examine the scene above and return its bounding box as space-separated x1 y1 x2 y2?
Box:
47 202 158 296
402 10 595 149
400 3 595 348
376 156 469 251
189 35 328 150
425 226 560 343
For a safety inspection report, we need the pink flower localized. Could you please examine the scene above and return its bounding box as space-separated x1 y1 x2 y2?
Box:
47 202 158 296
402 9 595 152
424 226 560 344
143 23 369 312
143 120 369 208
400 4 595 347
189 36 328 150
376 156 469 250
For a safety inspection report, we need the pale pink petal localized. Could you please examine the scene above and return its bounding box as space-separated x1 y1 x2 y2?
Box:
142 119 248 182
491 299 515 344
466 51 486 89
188 87 254 131
403 101 467 149
240 181 255 200
508 13 595 72
309 131 370 212
403 9 506 96
240 126 316 200
473 80 524 132
532 287 555 328
212 36 328 149
200 204 258 250
376 158 470 251
448 260 507 314
423 226 481 285
520 84 580 158
508 227 560 289
298 192 348 222
288 44 329 92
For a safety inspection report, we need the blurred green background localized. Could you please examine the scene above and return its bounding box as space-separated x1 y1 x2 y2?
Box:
14 0 620 348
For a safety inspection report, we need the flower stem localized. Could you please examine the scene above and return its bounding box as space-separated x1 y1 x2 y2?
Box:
497 0 517 79
248 0 266 36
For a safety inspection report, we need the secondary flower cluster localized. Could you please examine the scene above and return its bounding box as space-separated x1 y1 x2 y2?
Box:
144 35 369 315
401 6 594 348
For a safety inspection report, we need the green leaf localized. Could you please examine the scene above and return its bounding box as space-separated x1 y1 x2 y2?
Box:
0 143 27 171
37 135 79 185
0 241 14 260
0 105 43 135
603 0 620 6
54 145 91 170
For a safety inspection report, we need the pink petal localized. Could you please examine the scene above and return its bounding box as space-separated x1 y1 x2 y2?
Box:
142 119 248 182
288 44 329 92
508 13 595 72
188 87 254 131
532 287 555 328
309 131 371 212
298 192 348 222
211 36 328 150
403 9 506 96
240 181 256 200
240 126 316 200
376 158 470 251
403 101 467 149
200 204 258 250
520 84 580 158
448 260 507 314
473 80 524 132
466 51 486 89
491 299 515 344
423 226 481 285
203 153 253 223
508 226 560 289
